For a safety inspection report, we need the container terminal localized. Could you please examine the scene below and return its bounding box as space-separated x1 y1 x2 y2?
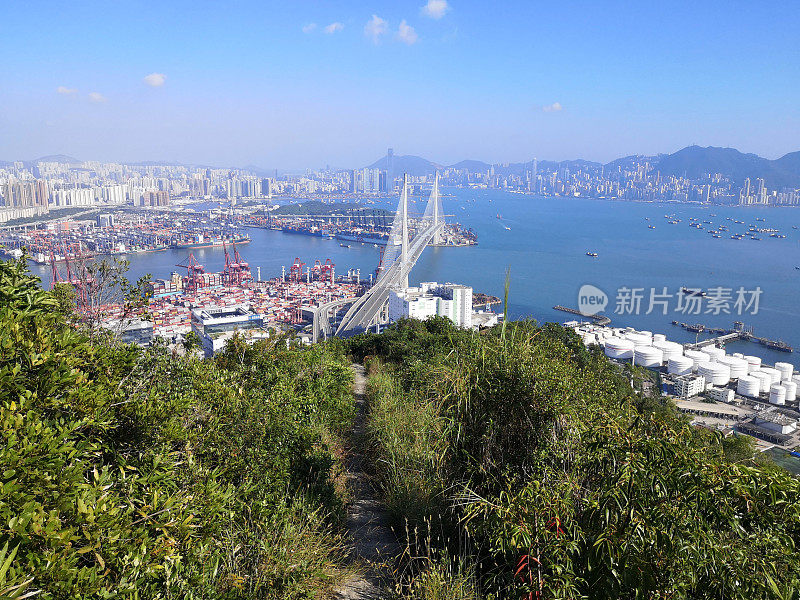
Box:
0 211 250 265
564 319 800 474
243 207 477 248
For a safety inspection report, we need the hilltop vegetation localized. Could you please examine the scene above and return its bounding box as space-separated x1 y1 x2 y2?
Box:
0 257 355 599
347 318 800 599
3 256 800 599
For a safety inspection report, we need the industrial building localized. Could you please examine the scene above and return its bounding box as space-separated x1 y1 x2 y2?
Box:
388 282 473 329
673 374 706 398
190 305 267 356
103 318 154 346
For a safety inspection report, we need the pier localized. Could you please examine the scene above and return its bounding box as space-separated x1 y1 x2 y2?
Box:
553 305 611 326
672 321 793 353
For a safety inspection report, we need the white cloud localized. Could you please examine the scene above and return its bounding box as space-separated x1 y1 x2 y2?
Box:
88 92 107 103
422 0 449 19
143 72 167 87
302 23 317 33
396 20 418 45
542 102 563 112
324 22 344 34
364 14 388 43
56 86 77 95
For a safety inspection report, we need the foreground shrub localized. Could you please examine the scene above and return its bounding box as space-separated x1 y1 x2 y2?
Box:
0 257 353 599
353 317 800 599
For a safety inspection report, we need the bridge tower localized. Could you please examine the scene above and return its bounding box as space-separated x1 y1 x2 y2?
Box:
400 173 409 289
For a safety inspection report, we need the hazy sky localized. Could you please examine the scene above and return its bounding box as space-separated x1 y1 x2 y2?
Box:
2 0 799 169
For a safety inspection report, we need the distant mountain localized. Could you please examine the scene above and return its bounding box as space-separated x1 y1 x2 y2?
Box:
655 146 800 189
367 155 441 177
774 150 800 174
243 165 278 177
32 154 81 164
448 159 491 172
604 154 660 173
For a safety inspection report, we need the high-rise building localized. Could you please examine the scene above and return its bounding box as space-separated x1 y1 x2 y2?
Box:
387 148 394 190
2 179 49 208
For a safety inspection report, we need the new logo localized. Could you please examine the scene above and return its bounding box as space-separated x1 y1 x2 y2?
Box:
578 284 608 315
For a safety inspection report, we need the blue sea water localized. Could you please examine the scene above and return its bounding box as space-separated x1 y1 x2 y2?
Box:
28 189 800 367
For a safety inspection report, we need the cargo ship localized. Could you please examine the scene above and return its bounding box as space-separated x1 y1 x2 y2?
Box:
335 231 389 245
169 234 250 250
761 339 793 353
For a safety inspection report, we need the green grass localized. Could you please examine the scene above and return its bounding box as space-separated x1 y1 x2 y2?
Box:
366 369 449 523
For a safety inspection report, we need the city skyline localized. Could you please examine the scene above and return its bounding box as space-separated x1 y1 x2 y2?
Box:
2 1 799 169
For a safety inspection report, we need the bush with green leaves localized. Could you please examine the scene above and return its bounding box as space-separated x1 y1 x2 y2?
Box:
354 317 800 599
0 257 354 599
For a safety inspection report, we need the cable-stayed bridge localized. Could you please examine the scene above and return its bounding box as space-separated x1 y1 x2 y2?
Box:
313 174 445 338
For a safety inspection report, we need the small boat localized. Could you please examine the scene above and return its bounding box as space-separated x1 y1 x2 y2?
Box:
504 226 511 231
681 287 707 297
496 213 502 219
648 225 656 229
339 243 350 248
586 252 598 257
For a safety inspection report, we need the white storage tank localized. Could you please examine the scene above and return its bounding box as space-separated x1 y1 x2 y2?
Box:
701 346 725 361
667 356 694 375
653 340 683 361
684 349 708 370
634 345 664 368
751 371 772 394
774 362 794 382
744 355 762 373
793 374 800 388
732 352 744 359
783 380 797 402
653 333 666 343
717 356 749 379
737 375 761 398
759 367 782 386
769 384 787 405
697 361 731 386
625 332 652 346
604 337 635 359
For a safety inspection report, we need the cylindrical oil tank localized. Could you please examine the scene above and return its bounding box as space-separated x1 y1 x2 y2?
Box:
774 362 795 382
634 345 663 368
653 340 683 361
759 367 782 386
684 349 708 370
626 332 652 346
717 356 749 379
783 380 797 402
701 346 725 361
769 384 787 405
653 333 666 343
697 362 731 386
751 371 772 394
667 356 694 375
604 337 635 359
744 355 762 373
732 352 744 359
737 376 761 398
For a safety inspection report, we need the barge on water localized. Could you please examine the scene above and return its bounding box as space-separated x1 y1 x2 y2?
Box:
169 234 250 250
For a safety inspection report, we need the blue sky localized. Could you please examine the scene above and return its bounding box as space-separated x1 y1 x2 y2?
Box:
1 0 798 169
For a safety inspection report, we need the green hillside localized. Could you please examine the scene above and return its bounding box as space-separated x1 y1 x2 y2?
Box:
2 257 799 599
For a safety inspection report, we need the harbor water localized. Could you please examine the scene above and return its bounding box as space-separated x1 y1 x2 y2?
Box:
27 189 800 367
